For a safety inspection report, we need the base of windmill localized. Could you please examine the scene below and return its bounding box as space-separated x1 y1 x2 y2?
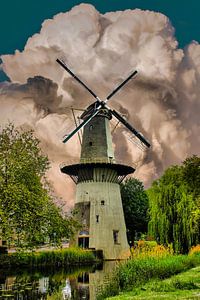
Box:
61 160 134 260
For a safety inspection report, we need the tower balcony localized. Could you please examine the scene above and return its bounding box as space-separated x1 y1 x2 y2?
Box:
60 157 135 184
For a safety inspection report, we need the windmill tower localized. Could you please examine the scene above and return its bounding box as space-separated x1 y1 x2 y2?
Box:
57 59 150 260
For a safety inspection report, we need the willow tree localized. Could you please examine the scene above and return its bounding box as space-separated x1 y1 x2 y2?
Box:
0 124 77 249
148 161 200 253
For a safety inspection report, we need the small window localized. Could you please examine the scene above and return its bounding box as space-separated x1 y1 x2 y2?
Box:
113 230 119 244
109 156 113 163
89 141 92 146
89 125 93 131
101 200 105 206
96 215 99 223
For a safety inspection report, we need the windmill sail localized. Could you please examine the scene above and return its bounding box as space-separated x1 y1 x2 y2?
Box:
62 105 101 143
106 70 137 101
56 58 150 149
111 109 150 148
56 59 100 101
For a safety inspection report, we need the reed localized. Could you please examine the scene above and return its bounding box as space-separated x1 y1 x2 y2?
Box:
0 248 97 268
117 255 199 291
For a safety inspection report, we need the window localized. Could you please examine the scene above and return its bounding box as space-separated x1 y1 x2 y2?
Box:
89 125 93 131
96 215 99 223
78 237 89 248
101 200 105 206
89 141 92 146
109 156 113 163
113 230 119 244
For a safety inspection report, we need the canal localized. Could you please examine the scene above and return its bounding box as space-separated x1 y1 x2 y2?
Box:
0 261 116 299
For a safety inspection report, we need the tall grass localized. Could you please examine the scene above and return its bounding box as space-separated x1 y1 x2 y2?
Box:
0 248 97 268
97 243 200 299
117 255 199 290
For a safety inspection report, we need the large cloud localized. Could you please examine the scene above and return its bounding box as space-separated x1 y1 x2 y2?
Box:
0 4 199 207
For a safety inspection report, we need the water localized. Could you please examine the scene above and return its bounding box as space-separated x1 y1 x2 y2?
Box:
0 261 116 299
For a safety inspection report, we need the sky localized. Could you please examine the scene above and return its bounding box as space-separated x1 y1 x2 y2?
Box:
0 0 199 81
0 1 199 206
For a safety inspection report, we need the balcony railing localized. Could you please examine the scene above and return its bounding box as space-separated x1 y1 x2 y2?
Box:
60 157 136 169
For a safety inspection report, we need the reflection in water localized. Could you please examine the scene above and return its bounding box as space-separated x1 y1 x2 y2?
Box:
62 279 72 299
39 277 49 294
77 272 89 299
0 261 116 299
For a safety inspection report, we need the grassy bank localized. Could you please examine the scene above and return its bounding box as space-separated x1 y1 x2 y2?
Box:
97 244 200 299
107 265 200 299
0 247 98 268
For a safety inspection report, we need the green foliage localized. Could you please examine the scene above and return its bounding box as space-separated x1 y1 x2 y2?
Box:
97 254 200 299
0 123 78 249
106 265 200 299
97 275 120 299
120 178 149 243
0 248 97 268
148 156 200 253
182 155 200 197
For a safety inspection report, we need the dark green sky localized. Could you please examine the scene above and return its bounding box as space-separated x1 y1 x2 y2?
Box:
0 0 199 81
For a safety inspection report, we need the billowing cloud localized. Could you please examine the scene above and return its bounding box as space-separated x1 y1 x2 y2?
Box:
0 4 199 206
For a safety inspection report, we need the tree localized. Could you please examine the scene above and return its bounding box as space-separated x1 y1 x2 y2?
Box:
120 178 149 244
182 155 200 198
0 123 77 249
182 155 200 243
148 158 200 253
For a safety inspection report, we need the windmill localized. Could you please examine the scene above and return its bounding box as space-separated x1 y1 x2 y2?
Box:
57 59 150 259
